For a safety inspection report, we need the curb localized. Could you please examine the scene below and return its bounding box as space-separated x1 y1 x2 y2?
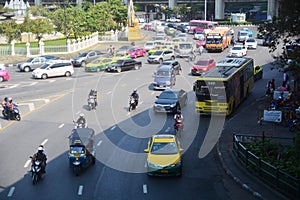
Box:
216 140 266 200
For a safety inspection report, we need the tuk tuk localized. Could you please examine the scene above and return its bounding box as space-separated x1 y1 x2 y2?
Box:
68 128 96 176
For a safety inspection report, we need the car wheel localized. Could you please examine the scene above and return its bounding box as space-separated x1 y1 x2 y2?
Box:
117 67 122 73
0 76 3 82
81 61 86 68
65 71 71 77
159 59 163 64
134 65 140 70
96 68 101 72
41 74 48 79
171 56 175 60
24 66 31 72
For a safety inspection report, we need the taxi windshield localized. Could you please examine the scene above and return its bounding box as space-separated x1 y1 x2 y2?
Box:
150 142 178 154
70 146 85 154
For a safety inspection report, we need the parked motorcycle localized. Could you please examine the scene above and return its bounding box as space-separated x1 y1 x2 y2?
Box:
2 106 21 121
128 96 137 112
30 157 43 185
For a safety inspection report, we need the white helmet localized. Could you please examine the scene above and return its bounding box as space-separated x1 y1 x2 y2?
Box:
38 146 43 151
8 97 12 101
79 113 84 117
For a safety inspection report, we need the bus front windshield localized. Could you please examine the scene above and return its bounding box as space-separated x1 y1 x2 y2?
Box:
195 80 227 102
206 35 222 44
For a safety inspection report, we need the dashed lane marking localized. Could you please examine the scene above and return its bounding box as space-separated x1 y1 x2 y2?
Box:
41 139 48 146
7 186 15 197
58 124 64 128
78 185 84 196
111 125 116 130
24 159 31 168
97 140 102 146
143 184 148 194
17 102 35 111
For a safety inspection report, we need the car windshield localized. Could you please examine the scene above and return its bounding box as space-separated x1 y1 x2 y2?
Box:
179 44 191 49
129 48 136 52
116 60 125 64
240 32 248 36
40 64 50 69
26 58 34 62
146 42 154 46
195 60 209 66
150 142 178 154
78 52 88 57
178 34 186 37
153 51 164 56
159 91 177 99
232 47 242 50
70 146 85 154
247 39 255 42
156 70 170 77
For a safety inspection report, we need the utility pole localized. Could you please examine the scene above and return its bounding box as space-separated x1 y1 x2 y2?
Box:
204 0 207 20
64 2 67 45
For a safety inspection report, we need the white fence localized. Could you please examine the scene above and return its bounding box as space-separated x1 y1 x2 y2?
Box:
0 31 119 57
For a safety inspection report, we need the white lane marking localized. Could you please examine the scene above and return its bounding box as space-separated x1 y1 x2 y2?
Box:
7 186 15 197
165 127 170 132
24 159 31 168
18 102 35 111
107 91 112 95
139 101 143 105
58 124 64 128
10 84 19 88
143 184 148 194
151 91 155 95
144 162 147 168
78 185 84 196
97 140 102 146
48 80 56 83
41 139 48 146
30 98 50 103
76 111 81 115
111 125 116 130
29 82 38 86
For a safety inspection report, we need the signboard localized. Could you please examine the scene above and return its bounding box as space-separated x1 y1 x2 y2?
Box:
273 91 289 100
263 110 282 122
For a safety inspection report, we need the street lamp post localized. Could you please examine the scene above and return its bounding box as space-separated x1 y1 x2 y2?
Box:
64 3 67 45
204 0 207 20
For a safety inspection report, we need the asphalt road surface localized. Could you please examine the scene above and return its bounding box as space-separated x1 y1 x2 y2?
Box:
0 26 276 200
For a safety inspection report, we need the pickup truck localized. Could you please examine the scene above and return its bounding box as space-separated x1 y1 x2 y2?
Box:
106 58 142 73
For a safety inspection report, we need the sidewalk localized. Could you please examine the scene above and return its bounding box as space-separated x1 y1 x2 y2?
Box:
217 67 296 200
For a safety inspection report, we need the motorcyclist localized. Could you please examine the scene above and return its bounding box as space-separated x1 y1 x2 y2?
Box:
88 89 98 108
5 97 16 120
32 146 47 173
130 89 139 106
2 97 8 118
174 111 183 130
76 113 87 128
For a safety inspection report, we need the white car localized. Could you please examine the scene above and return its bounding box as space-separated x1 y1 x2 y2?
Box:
156 30 165 37
144 41 156 52
32 61 74 79
166 17 181 23
228 45 247 57
177 33 187 41
244 38 258 49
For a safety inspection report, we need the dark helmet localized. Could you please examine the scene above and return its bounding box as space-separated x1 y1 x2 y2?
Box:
4 97 8 101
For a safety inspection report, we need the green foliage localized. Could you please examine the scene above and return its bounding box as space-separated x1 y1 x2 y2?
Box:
0 20 21 43
244 139 300 179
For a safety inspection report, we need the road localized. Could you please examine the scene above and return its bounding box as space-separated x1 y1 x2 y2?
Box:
0 26 275 200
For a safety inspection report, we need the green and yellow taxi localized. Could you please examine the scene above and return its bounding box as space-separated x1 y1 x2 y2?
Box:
113 52 131 60
85 57 116 72
254 65 263 81
144 134 183 176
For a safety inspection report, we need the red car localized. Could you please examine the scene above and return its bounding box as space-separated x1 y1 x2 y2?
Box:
128 47 146 58
191 58 216 76
196 37 206 48
0 65 10 82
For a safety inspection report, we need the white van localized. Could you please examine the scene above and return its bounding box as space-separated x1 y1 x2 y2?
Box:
32 61 74 79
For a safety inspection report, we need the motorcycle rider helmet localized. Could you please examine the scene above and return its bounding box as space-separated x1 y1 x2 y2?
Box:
79 113 84 117
4 97 8 102
38 146 43 153
133 89 137 93
8 97 12 102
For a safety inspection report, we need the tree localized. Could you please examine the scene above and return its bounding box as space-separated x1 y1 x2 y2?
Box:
0 20 21 43
262 0 300 73
29 18 54 45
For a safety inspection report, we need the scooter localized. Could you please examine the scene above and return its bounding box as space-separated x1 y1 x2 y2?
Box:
73 120 88 129
174 118 184 134
30 157 44 185
87 97 97 111
289 118 299 132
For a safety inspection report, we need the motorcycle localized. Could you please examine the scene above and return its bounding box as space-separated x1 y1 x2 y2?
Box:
74 120 87 129
289 119 299 132
174 117 184 134
87 96 97 111
2 106 21 121
30 157 44 185
128 96 137 112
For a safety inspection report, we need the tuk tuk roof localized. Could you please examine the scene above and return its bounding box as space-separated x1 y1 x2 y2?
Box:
69 128 95 151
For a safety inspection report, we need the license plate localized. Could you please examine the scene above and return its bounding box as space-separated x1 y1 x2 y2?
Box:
161 169 168 173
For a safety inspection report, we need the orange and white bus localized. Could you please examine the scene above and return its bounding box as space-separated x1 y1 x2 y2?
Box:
205 27 232 52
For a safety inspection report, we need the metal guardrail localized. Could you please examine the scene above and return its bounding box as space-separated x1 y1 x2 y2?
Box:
233 134 300 199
